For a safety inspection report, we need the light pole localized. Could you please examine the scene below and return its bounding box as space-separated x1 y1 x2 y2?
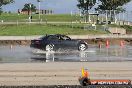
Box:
37 0 42 20
29 3 32 22
30 4 31 15
39 1 40 19
84 0 88 23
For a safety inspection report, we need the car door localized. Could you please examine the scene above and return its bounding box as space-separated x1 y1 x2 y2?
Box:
59 35 77 49
46 35 61 48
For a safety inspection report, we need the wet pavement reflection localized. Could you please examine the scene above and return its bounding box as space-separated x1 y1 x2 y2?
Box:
0 45 132 63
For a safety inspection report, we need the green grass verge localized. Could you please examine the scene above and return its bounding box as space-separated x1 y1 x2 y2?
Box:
0 13 81 22
0 24 107 36
120 25 132 31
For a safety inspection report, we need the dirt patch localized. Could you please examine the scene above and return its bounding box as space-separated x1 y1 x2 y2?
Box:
0 85 131 88
81 39 131 45
0 40 31 45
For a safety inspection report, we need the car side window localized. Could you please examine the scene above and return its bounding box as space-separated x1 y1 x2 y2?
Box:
60 36 71 40
47 35 59 40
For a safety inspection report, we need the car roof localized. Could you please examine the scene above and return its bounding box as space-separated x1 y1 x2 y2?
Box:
40 34 64 39
46 34 64 37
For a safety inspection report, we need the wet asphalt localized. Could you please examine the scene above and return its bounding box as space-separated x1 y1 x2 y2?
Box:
0 45 132 63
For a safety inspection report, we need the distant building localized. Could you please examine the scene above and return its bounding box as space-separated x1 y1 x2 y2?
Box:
18 9 32 15
36 9 53 15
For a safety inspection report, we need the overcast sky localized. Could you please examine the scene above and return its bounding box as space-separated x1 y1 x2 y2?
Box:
2 0 132 14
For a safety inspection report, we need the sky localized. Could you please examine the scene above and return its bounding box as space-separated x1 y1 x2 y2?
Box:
2 0 132 14
2 0 78 14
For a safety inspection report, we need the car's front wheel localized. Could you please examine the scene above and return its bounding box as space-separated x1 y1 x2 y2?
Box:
78 43 87 51
45 44 54 51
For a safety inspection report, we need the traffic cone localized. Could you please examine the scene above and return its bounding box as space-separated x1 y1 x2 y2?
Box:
120 40 124 48
98 42 102 48
106 40 109 48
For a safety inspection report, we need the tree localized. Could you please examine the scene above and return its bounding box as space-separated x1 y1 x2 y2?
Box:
22 3 36 15
96 0 131 21
37 0 42 2
77 0 96 14
0 0 14 14
77 0 96 22
97 0 131 10
0 0 14 6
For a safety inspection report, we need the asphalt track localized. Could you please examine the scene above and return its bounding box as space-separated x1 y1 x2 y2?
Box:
0 45 132 63
32 47 132 62
0 45 132 87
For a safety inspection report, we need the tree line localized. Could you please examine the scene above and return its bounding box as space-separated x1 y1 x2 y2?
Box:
77 0 131 21
0 0 131 16
77 0 131 13
0 0 41 14
0 0 13 14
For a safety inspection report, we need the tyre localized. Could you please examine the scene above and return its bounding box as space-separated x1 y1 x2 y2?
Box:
79 77 89 86
78 43 87 51
45 44 54 51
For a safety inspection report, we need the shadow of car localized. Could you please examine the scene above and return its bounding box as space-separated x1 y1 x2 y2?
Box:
30 34 88 51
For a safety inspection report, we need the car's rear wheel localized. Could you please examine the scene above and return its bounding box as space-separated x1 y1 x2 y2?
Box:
45 44 54 51
78 43 87 51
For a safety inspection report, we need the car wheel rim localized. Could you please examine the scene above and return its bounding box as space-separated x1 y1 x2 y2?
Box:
46 44 54 51
79 44 86 51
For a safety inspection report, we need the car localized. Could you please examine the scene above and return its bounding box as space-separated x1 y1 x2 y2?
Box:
30 34 88 51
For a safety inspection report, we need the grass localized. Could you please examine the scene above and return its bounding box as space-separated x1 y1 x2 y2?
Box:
0 13 81 22
0 24 107 36
121 25 132 30
0 13 107 35
0 13 131 36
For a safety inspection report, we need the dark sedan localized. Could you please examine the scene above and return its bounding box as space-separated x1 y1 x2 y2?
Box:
30 34 88 51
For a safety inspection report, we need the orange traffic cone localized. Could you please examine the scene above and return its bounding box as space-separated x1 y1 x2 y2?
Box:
106 40 109 48
120 40 125 48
